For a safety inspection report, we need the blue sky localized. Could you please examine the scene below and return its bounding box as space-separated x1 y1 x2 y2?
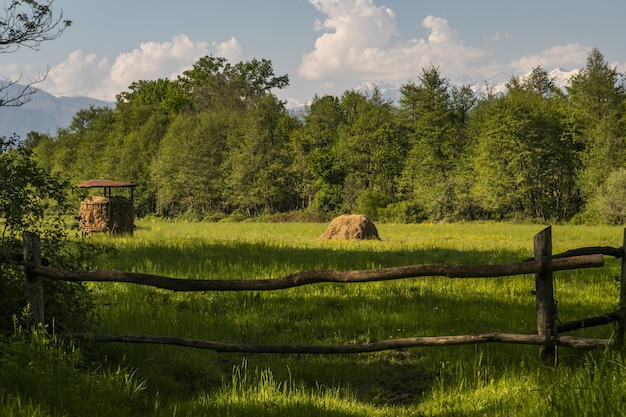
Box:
4 0 625 106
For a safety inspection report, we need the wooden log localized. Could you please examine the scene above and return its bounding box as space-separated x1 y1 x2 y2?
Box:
33 253 604 292
535 227 557 366
553 246 623 259
619 229 626 349
557 312 620 334
64 332 614 353
523 245 623 262
23 231 44 327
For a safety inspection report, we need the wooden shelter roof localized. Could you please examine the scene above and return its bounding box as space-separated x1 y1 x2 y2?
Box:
76 179 137 188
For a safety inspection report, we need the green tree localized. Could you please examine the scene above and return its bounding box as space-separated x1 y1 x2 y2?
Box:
585 168 626 224
178 55 289 112
567 48 626 203
223 94 297 216
399 66 471 220
0 138 93 332
335 90 405 217
152 110 232 217
290 94 345 213
469 85 578 221
116 78 189 114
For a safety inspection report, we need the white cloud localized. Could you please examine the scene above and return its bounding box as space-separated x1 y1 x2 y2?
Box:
299 0 486 84
488 32 510 42
0 63 40 83
42 34 233 101
509 43 590 73
44 50 110 98
212 37 243 63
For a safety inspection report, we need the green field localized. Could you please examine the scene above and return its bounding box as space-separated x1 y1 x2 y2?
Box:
4 221 626 416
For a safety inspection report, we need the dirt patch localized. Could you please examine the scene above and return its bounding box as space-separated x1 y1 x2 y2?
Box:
319 214 380 240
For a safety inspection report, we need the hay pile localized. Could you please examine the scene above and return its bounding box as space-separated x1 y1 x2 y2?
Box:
320 214 380 240
79 195 135 234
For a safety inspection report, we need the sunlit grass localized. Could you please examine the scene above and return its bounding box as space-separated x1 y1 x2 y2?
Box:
72 221 626 416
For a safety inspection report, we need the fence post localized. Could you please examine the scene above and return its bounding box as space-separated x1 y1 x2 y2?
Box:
23 231 44 328
534 226 557 366
618 228 626 349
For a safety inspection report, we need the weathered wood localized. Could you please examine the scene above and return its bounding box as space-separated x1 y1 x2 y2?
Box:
523 246 623 262
23 231 44 327
557 312 620 334
64 332 614 353
33 253 604 292
618 229 626 349
553 246 623 259
535 227 557 365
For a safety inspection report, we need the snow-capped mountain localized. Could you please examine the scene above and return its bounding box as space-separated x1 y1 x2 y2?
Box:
0 68 585 139
356 68 580 104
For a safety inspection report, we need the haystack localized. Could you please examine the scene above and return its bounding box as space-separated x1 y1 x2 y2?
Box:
320 214 380 240
79 195 135 234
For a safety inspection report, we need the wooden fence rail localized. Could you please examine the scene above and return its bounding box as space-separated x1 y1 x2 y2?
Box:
21 227 626 366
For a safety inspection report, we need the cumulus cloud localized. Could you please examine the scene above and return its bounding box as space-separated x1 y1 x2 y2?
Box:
509 43 591 73
299 0 486 83
212 37 243 63
0 62 40 83
488 32 510 42
43 34 231 101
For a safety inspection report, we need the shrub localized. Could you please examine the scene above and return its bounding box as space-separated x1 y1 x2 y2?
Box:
0 137 98 334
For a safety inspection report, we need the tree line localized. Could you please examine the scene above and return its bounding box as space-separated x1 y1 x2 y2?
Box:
29 48 626 224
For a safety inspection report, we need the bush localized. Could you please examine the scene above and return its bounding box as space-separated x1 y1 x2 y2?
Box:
0 137 98 334
378 200 428 223
354 189 390 221
584 168 626 225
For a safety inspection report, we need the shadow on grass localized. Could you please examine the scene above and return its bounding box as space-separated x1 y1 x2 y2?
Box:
83 238 617 409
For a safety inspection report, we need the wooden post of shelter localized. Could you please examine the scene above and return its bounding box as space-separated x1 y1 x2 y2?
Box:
618 228 626 349
534 226 557 365
23 231 44 328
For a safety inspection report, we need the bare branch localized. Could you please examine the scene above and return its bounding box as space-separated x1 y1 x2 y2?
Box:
0 68 47 106
0 0 71 52
0 1 70 107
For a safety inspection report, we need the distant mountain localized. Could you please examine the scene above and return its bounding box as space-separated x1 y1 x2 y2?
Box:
356 68 580 104
0 84 113 139
1 68 583 139
356 80 403 103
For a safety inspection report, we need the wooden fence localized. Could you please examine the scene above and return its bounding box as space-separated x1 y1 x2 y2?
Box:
21 226 626 366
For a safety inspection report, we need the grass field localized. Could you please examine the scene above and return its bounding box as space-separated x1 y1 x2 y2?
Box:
4 220 626 416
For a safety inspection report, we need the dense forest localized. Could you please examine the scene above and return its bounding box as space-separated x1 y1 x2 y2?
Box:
29 48 626 224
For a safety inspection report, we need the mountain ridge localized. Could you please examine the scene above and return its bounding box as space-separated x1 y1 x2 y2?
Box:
1 68 581 138
0 86 113 139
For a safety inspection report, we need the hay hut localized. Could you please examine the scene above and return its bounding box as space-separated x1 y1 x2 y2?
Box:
77 179 137 235
320 214 380 240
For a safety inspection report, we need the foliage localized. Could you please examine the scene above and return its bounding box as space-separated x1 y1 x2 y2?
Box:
152 111 232 216
469 86 579 221
567 48 626 203
584 168 626 224
398 66 474 220
0 137 95 333
29 49 626 224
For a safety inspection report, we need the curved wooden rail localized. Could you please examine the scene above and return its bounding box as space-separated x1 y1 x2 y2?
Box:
34 254 603 292
65 332 614 352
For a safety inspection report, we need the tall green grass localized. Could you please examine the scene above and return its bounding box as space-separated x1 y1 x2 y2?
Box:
3 221 625 416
